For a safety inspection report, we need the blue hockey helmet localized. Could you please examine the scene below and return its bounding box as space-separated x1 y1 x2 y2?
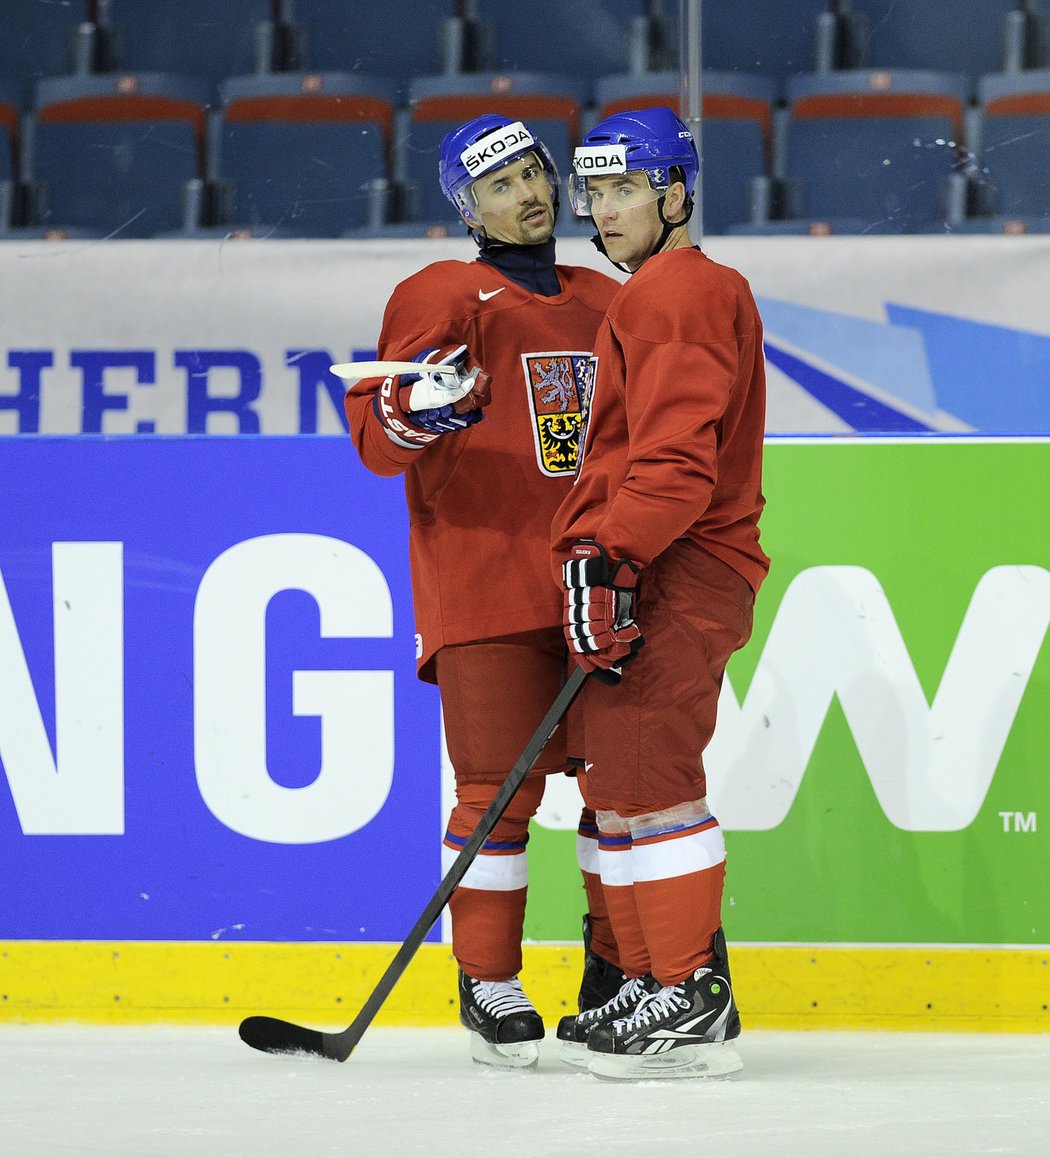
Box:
439 113 560 225
568 106 699 217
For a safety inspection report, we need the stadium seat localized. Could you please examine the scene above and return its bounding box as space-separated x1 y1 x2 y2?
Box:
403 73 588 225
30 74 211 238
974 70 1050 218
726 216 914 235
282 0 447 92
486 1 837 79
103 1 274 88
593 71 779 234
0 225 109 241
483 0 640 80
216 73 396 236
0 81 20 229
0 0 87 99
938 214 1050 234
154 224 324 240
341 222 468 240
701 0 830 74
777 70 972 232
848 0 1034 77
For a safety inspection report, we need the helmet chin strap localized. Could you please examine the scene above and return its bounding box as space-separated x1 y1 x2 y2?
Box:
590 192 695 272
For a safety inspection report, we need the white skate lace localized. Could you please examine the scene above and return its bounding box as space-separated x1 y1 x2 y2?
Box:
470 977 537 1018
580 976 652 1026
613 983 690 1032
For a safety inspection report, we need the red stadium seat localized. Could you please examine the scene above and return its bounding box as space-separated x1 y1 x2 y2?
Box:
215 73 396 236
403 73 587 225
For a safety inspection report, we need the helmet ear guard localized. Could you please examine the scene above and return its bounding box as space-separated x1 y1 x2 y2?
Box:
659 165 694 226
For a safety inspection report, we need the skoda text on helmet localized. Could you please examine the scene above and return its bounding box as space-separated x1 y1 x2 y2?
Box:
569 107 699 214
439 114 561 227
568 106 698 264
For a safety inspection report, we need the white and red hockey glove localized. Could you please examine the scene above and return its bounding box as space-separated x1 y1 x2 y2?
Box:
562 539 644 684
373 345 492 450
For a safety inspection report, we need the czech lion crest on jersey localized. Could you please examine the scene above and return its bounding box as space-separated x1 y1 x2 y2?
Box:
521 352 597 476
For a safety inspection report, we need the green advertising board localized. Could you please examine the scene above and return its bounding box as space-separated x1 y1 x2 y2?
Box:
526 439 1050 948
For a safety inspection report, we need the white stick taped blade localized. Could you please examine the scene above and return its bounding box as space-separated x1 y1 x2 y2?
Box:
329 361 458 380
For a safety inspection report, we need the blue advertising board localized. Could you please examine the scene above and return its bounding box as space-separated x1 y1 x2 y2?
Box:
0 437 442 941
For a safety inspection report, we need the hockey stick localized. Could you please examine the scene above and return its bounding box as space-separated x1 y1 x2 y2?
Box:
329 360 458 380
238 663 589 1062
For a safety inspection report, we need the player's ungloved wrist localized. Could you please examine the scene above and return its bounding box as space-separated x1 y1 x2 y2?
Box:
374 345 492 448
561 539 644 683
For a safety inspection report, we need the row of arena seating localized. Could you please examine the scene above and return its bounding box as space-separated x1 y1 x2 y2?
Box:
4 0 1049 93
0 67 1048 239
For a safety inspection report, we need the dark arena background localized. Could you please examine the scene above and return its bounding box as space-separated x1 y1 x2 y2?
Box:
1 3 1048 1154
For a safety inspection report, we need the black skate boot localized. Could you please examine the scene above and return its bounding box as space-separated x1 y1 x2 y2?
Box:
557 974 659 1068
711 927 742 1039
577 913 628 1014
586 935 743 1080
458 969 545 1070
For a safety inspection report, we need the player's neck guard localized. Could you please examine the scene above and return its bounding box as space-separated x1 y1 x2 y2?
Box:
477 235 560 297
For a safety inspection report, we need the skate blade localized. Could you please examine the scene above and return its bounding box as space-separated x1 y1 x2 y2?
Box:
558 1038 591 1069
469 1032 541 1071
587 1040 744 1082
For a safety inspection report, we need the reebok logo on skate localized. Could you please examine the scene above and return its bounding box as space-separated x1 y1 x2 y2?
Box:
649 1009 719 1040
478 288 505 301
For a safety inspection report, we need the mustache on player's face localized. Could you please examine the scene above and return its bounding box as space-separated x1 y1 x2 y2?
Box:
519 198 549 223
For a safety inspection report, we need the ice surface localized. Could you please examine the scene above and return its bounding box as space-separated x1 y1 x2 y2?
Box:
3 1024 1049 1157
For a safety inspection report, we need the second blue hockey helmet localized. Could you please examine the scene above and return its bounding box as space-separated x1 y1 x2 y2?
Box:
568 106 699 217
439 114 560 224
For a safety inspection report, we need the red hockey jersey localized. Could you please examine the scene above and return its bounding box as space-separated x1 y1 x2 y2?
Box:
552 247 770 594
345 256 619 679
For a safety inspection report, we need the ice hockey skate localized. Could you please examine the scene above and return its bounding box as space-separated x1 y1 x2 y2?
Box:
557 974 658 1068
585 956 743 1081
576 914 629 1014
458 970 544 1070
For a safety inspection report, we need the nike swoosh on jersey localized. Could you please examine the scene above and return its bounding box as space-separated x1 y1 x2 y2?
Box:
478 287 505 301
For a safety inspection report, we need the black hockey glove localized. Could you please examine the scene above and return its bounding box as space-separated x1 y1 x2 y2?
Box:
562 539 644 685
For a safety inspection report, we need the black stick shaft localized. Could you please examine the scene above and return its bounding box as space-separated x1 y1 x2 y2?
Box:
327 664 589 1060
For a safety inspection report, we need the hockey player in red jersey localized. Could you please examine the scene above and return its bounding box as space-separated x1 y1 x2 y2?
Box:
551 107 770 1079
343 115 623 1068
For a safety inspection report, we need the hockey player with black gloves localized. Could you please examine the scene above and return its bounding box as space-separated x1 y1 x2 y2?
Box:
344 115 625 1069
551 107 770 1080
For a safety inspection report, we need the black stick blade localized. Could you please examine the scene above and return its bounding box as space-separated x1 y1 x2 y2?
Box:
238 1015 344 1061
237 670 588 1066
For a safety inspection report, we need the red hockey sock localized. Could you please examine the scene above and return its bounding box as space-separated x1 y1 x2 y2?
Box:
634 863 725 985
578 808 620 968
596 819 651 978
445 777 544 980
448 885 529 980
631 813 727 985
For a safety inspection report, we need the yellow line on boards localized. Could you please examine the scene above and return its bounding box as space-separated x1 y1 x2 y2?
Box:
1 943 1047 1032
